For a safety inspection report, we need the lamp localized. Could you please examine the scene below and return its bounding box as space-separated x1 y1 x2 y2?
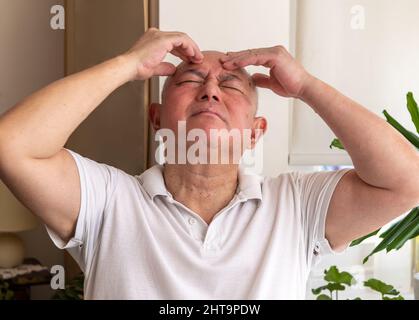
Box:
0 180 38 268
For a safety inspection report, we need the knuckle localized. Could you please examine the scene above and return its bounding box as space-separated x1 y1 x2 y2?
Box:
147 27 159 35
273 45 285 54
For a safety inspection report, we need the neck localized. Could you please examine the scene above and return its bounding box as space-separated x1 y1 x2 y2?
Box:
163 163 239 224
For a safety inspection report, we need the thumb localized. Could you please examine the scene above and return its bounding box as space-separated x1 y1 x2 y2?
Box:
153 62 176 76
251 73 272 89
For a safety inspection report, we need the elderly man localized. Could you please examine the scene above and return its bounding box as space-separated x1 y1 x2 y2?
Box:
0 29 417 299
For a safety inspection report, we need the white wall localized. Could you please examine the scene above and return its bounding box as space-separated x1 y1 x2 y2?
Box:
0 0 65 299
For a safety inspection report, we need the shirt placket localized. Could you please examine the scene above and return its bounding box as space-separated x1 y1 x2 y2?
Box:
168 191 249 256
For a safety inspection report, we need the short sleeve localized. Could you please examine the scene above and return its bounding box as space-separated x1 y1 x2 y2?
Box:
293 168 352 268
45 148 120 273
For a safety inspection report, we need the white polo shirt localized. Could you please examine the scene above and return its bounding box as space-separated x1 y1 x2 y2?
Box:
47 149 351 300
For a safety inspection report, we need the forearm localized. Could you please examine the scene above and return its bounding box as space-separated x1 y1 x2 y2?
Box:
300 76 419 192
0 54 134 160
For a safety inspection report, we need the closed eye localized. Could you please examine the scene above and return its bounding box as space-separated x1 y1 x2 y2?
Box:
220 85 244 94
176 80 244 94
176 80 203 85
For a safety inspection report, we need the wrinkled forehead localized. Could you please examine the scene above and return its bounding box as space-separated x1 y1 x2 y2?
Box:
161 51 259 109
173 51 252 81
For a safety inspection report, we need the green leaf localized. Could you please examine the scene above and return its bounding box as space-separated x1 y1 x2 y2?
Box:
379 222 401 239
406 92 419 134
350 228 380 247
329 138 345 150
412 226 419 239
383 110 419 148
324 266 355 286
364 278 400 296
363 207 419 263
383 295 404 300
316 294 332 300
380 208 418 238
312 285 328 295
325 282 346 292
386 214 419 251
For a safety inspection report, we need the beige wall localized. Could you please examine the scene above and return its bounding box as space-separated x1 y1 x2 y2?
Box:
0 0 65 299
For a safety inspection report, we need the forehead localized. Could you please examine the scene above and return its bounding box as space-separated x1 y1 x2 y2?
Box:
174 51 250 79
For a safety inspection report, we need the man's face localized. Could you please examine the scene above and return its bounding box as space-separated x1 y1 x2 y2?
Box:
150 51 266 153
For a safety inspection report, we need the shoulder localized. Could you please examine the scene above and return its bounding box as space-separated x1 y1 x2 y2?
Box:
262 171 301 193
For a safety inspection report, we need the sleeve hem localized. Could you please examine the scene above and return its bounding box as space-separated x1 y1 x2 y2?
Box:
315 168 352 257
45 148 86 250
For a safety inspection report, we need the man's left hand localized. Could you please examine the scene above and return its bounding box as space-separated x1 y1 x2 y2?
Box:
221 46 312 99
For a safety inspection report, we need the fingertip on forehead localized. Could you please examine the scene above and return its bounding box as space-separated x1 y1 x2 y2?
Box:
174 51 249 75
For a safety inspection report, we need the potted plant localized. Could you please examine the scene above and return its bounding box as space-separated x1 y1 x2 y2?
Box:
312 266 404 300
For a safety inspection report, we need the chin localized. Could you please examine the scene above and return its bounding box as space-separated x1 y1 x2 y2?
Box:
187 119 226 130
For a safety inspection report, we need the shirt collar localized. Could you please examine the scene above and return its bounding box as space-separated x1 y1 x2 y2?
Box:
136 164 262 203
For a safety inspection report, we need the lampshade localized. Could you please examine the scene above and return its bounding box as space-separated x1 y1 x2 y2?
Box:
0 180 38 232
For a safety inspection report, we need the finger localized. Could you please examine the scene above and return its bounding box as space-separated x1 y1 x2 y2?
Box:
223 52 276 70
192 46 204 63
173 39 195 57
171 43 202 63
252 73 288 96
171 48 190 62
251 73 272 89
220 49 254 62
153 62 176 76
221 48 269 63
171 34 203 63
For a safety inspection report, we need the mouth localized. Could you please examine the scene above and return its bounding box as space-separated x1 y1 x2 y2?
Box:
192 111 224 121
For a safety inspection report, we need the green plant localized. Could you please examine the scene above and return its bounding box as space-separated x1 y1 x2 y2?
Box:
0 280 14 300
363 278 404 300
51 273 84 300
312 266 404 300
330 92 419 263
311 266 357 300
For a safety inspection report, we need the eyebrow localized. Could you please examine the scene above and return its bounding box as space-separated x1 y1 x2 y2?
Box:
178 68 246 82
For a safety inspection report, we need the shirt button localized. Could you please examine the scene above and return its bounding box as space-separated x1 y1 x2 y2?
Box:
188 218 196 225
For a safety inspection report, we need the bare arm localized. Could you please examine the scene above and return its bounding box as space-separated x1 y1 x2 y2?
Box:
300 76 419 249
0 28 203 241
300 77 419 194
0 56 133 160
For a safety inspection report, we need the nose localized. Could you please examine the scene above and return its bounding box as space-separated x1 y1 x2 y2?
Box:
196 81 221 103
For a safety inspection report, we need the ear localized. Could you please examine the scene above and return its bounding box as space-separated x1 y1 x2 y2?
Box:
149 102 162 131
249 117 267 149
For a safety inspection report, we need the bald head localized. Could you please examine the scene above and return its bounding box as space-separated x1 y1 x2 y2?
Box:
161 51 259 114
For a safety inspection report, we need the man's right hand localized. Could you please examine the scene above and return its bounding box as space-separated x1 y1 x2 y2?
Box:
122 28 204 81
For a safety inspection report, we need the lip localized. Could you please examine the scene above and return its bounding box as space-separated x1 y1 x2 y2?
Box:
192 110 224 121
